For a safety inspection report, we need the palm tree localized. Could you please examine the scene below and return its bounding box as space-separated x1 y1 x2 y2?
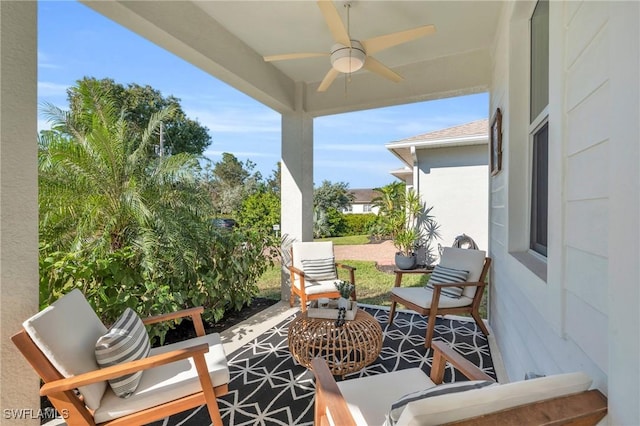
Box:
39 80 213 274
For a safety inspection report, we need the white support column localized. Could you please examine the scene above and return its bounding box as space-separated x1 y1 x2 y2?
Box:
607 2 640 424
0 1 39 423
280 83 314 300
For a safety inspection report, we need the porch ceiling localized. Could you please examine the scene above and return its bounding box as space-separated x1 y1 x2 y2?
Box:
83 1 502 116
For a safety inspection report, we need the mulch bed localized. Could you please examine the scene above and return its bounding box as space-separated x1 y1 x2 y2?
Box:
160 297 279 345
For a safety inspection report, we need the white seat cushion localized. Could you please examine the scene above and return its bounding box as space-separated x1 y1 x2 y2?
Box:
397 372 592 425
94 333 230 423
392 287 474 309
293 278 340 296
337 368 434 426
439 247 486 298
292 241 338 281
23 289 108 410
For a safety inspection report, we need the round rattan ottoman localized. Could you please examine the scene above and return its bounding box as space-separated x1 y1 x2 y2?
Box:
288 309 383 377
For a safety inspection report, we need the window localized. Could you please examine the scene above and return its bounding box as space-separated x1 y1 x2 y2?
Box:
530 123 548 256
363 204 372 213
529 0 549 257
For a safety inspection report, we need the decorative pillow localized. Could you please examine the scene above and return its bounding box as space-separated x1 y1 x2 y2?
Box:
425 264 469 299
95 308 151 398
386 380 496 425
301 257 337 280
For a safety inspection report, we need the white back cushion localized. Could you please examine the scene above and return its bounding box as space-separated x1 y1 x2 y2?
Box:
292 242 336 278
23 289 108 410
398 372 593 426
439 247 486 298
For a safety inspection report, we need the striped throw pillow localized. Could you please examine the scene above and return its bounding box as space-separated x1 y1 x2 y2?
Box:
301 257 337 280
95 308 150 398
425 264 469 299
385 380 496 426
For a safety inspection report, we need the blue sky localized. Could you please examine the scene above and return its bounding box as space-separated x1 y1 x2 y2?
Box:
38 1 489 189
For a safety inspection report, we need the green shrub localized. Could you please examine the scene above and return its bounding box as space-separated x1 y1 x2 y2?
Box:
343 213 377 236
39 229 278 344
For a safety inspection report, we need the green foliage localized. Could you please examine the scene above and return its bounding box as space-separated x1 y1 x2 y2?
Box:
314 180 354 211
325 207 347 236
370 181 406 240
203 153 262 215
370 183 441 257
40 228 277 344
237 190 281 234
342 214 377 236
38 80 277 344
65 77 211 155
335 280 355 299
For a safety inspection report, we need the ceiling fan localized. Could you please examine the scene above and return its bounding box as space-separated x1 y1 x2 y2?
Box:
263 0 436 92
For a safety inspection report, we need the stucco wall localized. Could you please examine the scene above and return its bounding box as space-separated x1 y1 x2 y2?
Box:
488 2 639 424
0 1 40 423
417 144 488 254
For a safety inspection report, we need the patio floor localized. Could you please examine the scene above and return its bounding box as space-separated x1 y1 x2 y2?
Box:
45 301 507 425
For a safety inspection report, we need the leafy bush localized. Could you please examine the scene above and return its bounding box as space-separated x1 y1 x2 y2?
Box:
238 190 280 234
343 213 377 236
40 229 278 344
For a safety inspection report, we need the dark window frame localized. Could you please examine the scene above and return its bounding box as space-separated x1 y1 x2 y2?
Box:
529 0 549 258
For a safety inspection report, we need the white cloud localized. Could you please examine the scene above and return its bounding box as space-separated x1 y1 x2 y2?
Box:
204 149 279 159
38 81 69 97
316 143 385 152
315 158 398 172
37 119 52 133
183 106 280 134
38 51 61 70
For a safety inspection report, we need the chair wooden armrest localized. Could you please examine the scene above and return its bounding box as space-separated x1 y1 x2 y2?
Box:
336 263 357 299
445 389 607 426
40 343 210 395
143 306 206 336
311 357 356 426
430 341 495 384
335 262 355 272
289 265 306 278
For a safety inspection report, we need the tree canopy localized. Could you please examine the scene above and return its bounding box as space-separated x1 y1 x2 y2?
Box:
314 180 354 211
64 77 211 155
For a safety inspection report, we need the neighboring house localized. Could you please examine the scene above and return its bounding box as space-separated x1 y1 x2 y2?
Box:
3 2 638 424
344 188 380 215
386 119 488 254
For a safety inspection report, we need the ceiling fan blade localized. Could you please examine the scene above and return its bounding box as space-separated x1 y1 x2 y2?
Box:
362 25 436 55
317 0 351 47
317 68 340 92
363 57 403 83
264 52 328 62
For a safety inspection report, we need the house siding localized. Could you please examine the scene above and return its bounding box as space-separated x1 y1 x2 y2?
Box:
489 1 639 424
416 145 488 252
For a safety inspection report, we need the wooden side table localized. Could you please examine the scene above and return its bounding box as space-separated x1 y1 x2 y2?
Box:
288 309 383 377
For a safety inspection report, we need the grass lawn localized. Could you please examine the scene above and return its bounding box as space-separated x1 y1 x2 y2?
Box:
314 235 370 245
255 260 427 306
256 259 488 318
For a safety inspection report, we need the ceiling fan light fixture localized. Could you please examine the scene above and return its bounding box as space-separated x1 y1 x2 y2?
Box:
330 40 366 73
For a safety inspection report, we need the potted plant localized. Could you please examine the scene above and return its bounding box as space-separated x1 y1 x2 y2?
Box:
392 189 440 270
334 280 354 326
393 228 421 270
335 280 354 308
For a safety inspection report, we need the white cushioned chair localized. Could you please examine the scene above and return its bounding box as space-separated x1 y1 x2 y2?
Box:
312 341 608 426
389 247 492 348
11 289 230 426
289 241 356 312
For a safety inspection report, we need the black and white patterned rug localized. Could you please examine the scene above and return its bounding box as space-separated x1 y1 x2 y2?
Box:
148 307 496 426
